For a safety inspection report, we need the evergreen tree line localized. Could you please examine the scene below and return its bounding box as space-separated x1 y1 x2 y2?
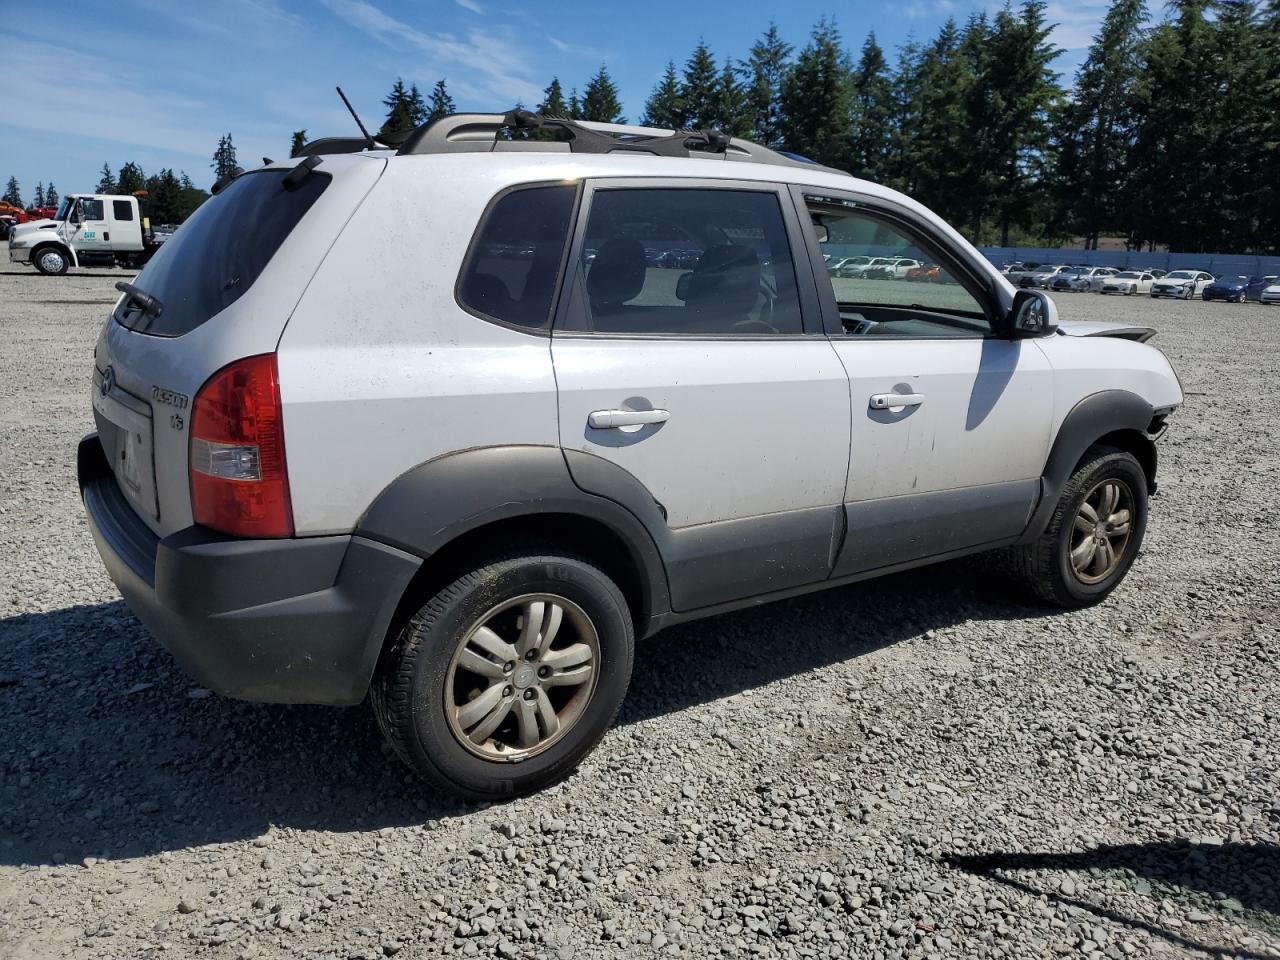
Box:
92 161 211 225
366 1 1280 253
2 177 58 211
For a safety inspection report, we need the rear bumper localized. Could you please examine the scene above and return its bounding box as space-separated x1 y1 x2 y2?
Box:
78 433 421 705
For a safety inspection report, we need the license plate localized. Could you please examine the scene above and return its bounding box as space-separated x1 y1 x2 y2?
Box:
91 371 159 520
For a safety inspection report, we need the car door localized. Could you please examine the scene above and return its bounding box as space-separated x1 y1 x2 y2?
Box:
70 196 111 257
793 187 1054 577
552 179 851 611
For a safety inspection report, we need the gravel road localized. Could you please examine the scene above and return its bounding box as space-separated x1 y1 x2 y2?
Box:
1 263 1277 960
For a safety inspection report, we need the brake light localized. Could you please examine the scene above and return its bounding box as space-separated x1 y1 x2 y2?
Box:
190 354 293 538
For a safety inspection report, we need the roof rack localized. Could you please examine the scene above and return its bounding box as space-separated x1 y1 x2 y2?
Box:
390 110 849 175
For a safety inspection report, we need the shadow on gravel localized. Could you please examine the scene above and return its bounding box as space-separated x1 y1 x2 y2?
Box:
1 560 1041 866
947 841 1280 958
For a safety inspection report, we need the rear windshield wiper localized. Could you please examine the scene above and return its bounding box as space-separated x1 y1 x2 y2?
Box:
115 281 164 319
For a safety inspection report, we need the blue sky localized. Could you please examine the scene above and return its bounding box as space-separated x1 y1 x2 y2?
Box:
0 0 1109 201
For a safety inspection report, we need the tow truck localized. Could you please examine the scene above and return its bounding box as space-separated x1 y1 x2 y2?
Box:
7 192 166 275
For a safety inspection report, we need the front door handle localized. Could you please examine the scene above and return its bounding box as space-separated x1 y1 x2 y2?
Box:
869 393 925 410
588 408 670 429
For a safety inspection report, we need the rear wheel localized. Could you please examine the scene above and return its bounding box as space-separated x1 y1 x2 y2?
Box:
33 246 69 275
1007 446 1148 608
372 548 634 800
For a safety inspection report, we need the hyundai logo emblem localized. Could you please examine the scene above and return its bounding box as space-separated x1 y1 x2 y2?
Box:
100 365 115 398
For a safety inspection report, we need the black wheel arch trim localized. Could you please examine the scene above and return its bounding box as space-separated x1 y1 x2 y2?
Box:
355 445 673 633
1022 389 1156 543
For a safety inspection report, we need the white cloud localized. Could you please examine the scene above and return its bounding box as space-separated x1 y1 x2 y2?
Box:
547 35 609 60
455 0 483 13
1044 0 1110 50
318 0 542 105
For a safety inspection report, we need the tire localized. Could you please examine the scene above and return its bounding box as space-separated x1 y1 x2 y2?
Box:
32 245 69 275
1006 446 1148 608
371 547 634 801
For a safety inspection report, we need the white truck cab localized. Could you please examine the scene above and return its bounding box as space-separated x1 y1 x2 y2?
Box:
8 193 161 274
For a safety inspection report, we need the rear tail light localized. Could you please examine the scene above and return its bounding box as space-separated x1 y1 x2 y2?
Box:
190 353 293 538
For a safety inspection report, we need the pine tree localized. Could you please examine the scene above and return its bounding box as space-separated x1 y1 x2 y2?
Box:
680 41 720 129
1127 0 1218 249
290 130 308 157
117 162 146 195
2 177 21 207
642 62 685 128
538 77 568 116
33 182 44 208
211 134 239 184
742 23 792 147
581 66 624 123
380 78 416 140
715 59 750 135
779 17 853 169
1052 0 1147 247
408 83 428 124
847 33 895 180
96 163 116 194
567 88 582 120
426 79 456 122
45 183 58 210
965 3 1060 244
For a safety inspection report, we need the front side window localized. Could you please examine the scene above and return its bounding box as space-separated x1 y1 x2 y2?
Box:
458 184 577 330
807 195 990 338
563 187 803 336
80 199 105 221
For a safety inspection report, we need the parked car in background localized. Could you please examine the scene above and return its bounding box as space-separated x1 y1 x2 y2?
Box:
1261 281 1280 305
1202 275 1276 303
1101 271 1157 296
829 255 872 277
906 262 941 282
1073 267 1120 292
1020 264 1075 288
1151 270 1215 300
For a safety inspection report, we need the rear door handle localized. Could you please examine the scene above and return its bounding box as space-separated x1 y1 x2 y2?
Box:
588 408 670 429
869 393 925 410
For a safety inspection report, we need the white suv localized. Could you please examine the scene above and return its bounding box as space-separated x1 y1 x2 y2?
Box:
79 113 1183 799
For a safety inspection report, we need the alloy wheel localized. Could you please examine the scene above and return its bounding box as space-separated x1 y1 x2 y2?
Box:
1068 478 1134 584
38 250 65 273
444 594 599 761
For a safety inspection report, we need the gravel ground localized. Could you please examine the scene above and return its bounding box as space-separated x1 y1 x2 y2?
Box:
1 262 1277 960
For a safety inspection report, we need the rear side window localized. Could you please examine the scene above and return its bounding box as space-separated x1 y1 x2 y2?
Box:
115 169 330 338
113 200 133 221
458 185 577 330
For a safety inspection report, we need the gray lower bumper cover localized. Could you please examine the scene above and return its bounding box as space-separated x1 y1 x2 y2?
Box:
79 433 421 705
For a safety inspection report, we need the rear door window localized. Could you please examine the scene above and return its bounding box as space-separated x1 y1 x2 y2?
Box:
114 169 330 338
112 200 133 221
560 187 804 336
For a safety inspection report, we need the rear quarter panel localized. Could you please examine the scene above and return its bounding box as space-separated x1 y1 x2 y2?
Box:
277 159 560 535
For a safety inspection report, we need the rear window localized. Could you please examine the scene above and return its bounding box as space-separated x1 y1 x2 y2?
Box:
115 169 330 338
457 184 577 330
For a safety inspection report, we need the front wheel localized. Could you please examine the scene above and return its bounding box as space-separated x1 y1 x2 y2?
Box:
33 246 69 275
1007 446 1148 608
372 548 634 800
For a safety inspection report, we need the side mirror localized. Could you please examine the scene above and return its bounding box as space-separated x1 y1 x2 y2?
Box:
1009 289 1058 338
675 271 694 301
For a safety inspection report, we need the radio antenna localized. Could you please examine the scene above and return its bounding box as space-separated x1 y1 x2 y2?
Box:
336 86 376 149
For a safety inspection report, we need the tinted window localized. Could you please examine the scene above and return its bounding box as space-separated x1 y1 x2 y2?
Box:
459 185 576 329
80 199 104 221
564 188 802 336
112 199 133 221
806 196 990 338
114 170 329 338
